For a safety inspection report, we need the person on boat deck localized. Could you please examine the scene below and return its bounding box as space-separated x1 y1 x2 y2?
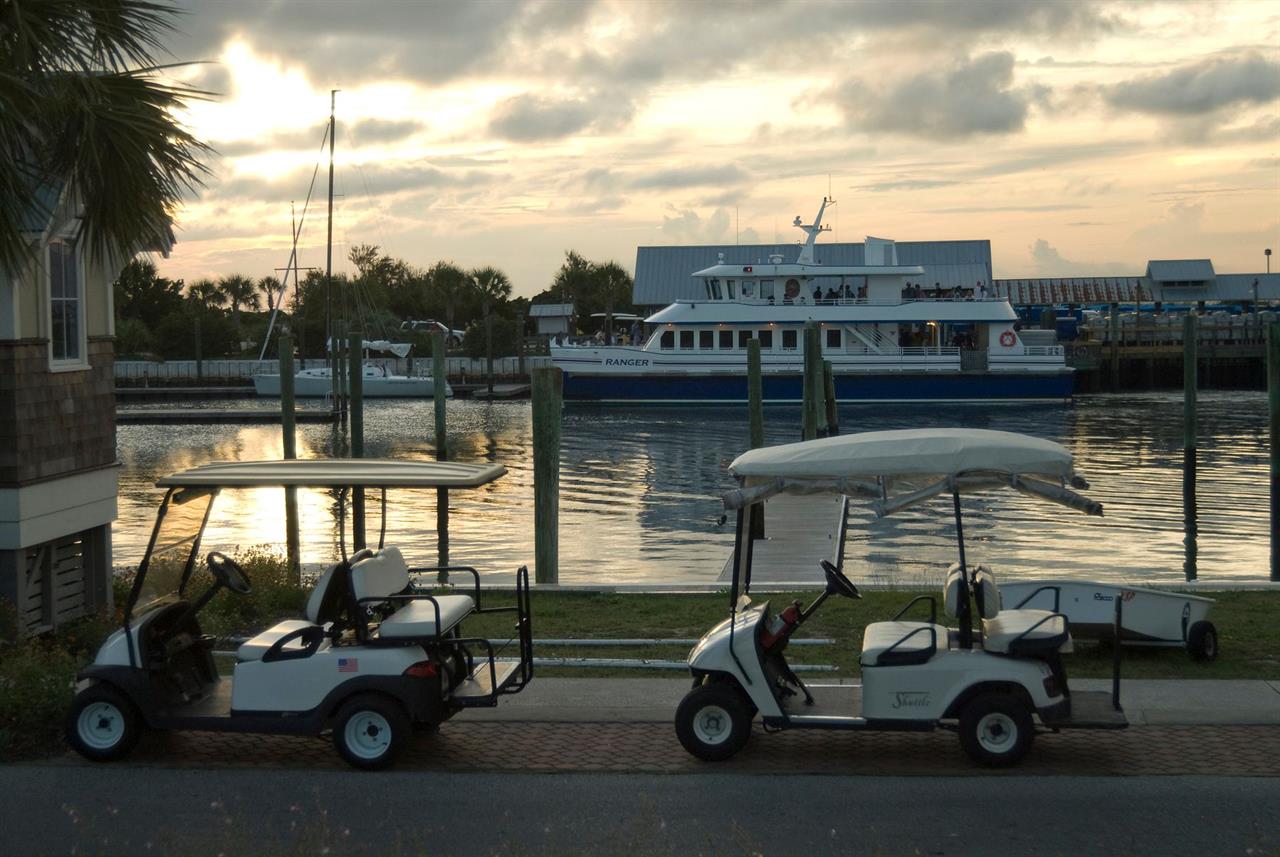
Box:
857 284 867 300
977 282 987 300
630 321 641 344
825 287 839 302
813 285 822 303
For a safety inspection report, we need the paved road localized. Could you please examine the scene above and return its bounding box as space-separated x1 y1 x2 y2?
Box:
2 766 1277 856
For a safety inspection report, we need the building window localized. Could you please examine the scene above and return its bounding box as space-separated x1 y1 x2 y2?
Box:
758 329 773 349
660 330 674 350
699 330 714 349
826 328 842 349
719 330 733 349
737 330 752 348
782 329 798 350
679 330 695 349
49 241 82 364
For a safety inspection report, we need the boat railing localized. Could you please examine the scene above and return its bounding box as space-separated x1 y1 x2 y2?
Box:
680 297 1007 308
1019 345 1065 357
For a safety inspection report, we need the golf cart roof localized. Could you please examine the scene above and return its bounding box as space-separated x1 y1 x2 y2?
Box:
724 429 1099 516
157 459 506 489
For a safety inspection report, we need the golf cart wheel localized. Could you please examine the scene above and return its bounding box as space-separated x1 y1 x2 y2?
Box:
333 694 410 770
675 684 752 762
958 693 1034 768
66 684 142 762
1187 621 1219 662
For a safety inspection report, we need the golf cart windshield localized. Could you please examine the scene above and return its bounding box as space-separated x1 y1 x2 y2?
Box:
127 487 217 620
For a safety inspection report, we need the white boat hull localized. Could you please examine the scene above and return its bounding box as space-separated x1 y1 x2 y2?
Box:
1000 580 1214 646
253 371 450 398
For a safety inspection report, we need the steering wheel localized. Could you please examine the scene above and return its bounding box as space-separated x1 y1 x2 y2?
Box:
820 560 861 600
207 551 252 595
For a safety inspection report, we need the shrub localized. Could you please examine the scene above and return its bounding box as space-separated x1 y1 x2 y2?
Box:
189 547 309 638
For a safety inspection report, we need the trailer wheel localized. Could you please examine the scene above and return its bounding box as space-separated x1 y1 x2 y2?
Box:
66 684 142 762
958 693 1034 768
1187 621 1218 662
675 684 751 761
333 694 410 770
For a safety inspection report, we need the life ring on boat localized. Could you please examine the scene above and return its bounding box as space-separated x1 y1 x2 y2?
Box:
999 330 1017 348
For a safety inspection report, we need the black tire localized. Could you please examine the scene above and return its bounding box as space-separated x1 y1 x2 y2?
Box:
66 684 142 762
958 693 1034 768
1187 621 1219 662
332 693 410 770
674 683 752 762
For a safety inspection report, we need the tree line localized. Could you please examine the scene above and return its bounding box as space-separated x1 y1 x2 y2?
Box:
112 246 636 361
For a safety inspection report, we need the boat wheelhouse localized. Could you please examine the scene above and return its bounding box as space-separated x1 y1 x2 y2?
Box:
550 199 1072 403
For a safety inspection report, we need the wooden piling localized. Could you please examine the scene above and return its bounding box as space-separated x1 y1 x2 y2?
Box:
802 324 825 439
531 366 563 584
432 331 449 569
1109 303 1120 392
194 316 203 384
823 360 838 436
516 309 526 377
1183 314 1197 581
348 332 365 551
747 339 765 540
279 333 300 582
812 326 828 437
1269 323 1280 581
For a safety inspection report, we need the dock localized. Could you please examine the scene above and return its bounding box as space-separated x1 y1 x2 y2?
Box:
454 383 531 400
718 494 847 584
115 386 254 402
117 409 332 425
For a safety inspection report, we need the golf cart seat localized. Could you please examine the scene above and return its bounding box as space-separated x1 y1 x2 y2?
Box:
973 567 1072 657
351 545 475 639
860 566 966 666
237 561 351 662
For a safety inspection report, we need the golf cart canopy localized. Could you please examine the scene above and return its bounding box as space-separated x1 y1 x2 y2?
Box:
157 459 507 489
723 429 1100 517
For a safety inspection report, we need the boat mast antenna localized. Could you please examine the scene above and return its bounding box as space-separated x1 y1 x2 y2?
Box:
794 197 834 266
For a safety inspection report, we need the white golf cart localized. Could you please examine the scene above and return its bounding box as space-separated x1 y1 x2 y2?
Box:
67 459 532 769
676 428 1127 767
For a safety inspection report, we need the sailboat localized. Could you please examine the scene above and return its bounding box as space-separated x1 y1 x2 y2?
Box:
253 92 451 399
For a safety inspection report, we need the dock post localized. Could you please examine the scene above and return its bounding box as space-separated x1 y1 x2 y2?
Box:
1109 303 1120 391
485 311 495 395
348 332 365 551
279 333 301 583
812 326 828 437
1269 323 1280 581
194 316 203 385
1183 314 1197 581
802 324 825 439
432 331 449 570
531 366 562 584
516 309 526 378
747 339 765 540
823 360 839 436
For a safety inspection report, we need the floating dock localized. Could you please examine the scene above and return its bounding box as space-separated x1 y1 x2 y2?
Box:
117 409 332 425
718 493 846 584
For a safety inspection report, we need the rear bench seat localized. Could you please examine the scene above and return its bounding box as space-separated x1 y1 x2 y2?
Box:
351 546 474 638
973 567 1072 656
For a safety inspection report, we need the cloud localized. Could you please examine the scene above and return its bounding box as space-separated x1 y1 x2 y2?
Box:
1106 51 1280 116
487 91 634 141
1030 239 1131 276
854 178 960 193
631 165 748 191
835 52 1034 140
660 207 733 243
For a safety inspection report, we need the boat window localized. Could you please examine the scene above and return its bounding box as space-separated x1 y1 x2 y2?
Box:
680 330 695 349
726 280 737 299
826 328 842 349
782 329 797 350
660 330 674 350
758 329 773 348
759 280 775 302
741 281 754 298
737 330 752 348
708 279 722 300
719 330 733 349
699 330 714 349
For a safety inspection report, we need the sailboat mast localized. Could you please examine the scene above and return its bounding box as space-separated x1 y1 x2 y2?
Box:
325 89 339 417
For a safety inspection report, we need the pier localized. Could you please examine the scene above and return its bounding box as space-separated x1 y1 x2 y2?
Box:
116 408 331 425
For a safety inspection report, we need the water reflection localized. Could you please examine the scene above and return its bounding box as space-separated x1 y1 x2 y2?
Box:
114 392 1273 584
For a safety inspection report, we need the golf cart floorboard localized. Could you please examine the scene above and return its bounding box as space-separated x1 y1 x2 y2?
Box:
1046 690 1128 730
453 659 520 706
781 683 861 719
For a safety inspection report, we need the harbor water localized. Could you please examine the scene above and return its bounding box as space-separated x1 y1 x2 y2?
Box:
114 392 1273 585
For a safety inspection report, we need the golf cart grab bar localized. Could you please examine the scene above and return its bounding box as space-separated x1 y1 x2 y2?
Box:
883 624 938 659
409 565 482 609
448 565 534 700
892 595 938 624
1012 584 1061 612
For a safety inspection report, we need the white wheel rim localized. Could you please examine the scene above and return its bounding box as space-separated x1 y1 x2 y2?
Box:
692 704 732 746
77 701 125 750
344 711 392 760
976 711 1018 754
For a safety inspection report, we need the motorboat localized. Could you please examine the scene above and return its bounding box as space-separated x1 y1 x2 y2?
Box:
550 198 1072 402
253 340 452 398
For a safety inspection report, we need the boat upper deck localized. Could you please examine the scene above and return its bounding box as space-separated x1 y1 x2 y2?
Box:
645 297 1018 326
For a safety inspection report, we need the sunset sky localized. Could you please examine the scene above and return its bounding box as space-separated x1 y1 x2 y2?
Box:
157 0 1280 298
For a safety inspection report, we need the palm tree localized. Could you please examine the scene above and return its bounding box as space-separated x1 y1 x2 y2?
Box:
427 261 469 335
469 266 512 393
217 274 259 333
186 278 223 313
593 261 633 345
0 1 210 270
256 276 282 314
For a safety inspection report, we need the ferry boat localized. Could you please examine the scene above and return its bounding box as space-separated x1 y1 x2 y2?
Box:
549 199 1072 403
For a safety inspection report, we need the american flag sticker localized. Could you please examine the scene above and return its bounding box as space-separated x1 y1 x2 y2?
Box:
337 657 359 673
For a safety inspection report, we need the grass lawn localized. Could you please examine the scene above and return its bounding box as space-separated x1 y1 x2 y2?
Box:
455 588 1280 681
